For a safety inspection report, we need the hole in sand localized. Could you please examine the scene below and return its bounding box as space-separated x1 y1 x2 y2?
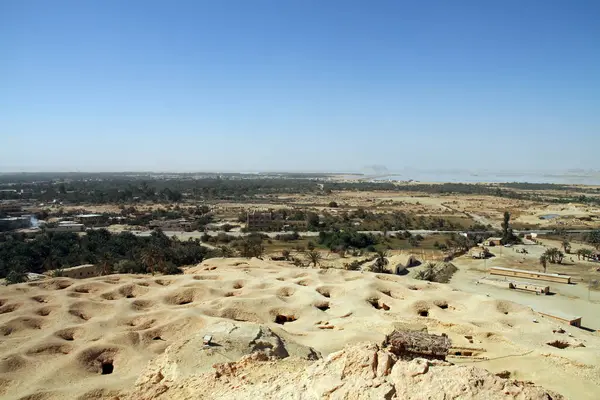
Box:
315 302 330 311
152 336 163 341
276 287 295 297
130 300 154 311
125 317 156 330
0 325 13 336
435 301 449 309
368 298 390 310
37 279 73 290
419 310 429 317
78 346 119 374
155 279 172 286
0 354 27 373
163 288 205 305
55 328 81 341
274 315 297 325
296 280 311 287
118 284 150 299
69 310 91 321
232 281 244 289
101 361 114 375
26 343 72 356
35 307 54 316
547 340 570 349
316 287 331 298
407 285 421 291
31 295 50 303
101 292 118 301
0 303 21 314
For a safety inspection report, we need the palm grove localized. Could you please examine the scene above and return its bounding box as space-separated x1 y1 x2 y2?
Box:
0 229 211 283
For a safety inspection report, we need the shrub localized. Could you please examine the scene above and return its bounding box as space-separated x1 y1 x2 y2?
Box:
6 267 27 285
51 268 66 278
344 260 362 271
114 260 144 274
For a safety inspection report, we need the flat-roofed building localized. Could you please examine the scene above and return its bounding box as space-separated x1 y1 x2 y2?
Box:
246 211 273 231
47 264 100 279
0 216 31 231
47 221 85 233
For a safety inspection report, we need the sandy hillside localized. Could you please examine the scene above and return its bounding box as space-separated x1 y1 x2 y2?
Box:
0 258 599 399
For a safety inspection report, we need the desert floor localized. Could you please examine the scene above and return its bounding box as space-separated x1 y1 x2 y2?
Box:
0 257 599 399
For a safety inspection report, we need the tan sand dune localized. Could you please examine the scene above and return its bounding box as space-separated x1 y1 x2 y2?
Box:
0 257 598 399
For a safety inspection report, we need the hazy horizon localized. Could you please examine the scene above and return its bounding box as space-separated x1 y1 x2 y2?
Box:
2 1 599 173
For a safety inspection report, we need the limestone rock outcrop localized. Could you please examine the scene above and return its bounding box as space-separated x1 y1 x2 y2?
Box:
128 339 563 400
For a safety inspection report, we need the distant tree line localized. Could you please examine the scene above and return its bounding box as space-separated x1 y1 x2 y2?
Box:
2 174 599 206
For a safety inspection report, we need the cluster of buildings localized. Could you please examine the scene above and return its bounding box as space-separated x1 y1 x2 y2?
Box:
148 218 193 231
0 201 34 232
45 214 112 232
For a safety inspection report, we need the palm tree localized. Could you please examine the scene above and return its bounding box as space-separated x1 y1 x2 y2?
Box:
371 250 389 273
577 248 594 261
305 250 322 268
543 248 564 264
98 253 114 276
539 254 547 273
141 246 163 275
219 245 234 258
562 240 571 254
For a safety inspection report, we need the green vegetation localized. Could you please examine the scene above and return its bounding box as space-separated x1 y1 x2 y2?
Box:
500 211 520 245
539 254 548 273
370 250 389 273
414 262 458 283
0 229 210 279
305 250 322 267
542 248 564 265
3 173 598 207
317 230 380 251
235 235 265 258
586 230 600 250
576 248 595 260
5 265 27 284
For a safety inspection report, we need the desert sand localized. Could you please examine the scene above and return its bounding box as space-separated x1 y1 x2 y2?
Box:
0 258 599 399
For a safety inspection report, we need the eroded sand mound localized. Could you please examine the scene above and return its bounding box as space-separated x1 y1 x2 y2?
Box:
0 257 598 399
130 341 563 400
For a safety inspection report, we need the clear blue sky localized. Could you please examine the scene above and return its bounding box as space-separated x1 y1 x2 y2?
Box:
1 0 599 173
